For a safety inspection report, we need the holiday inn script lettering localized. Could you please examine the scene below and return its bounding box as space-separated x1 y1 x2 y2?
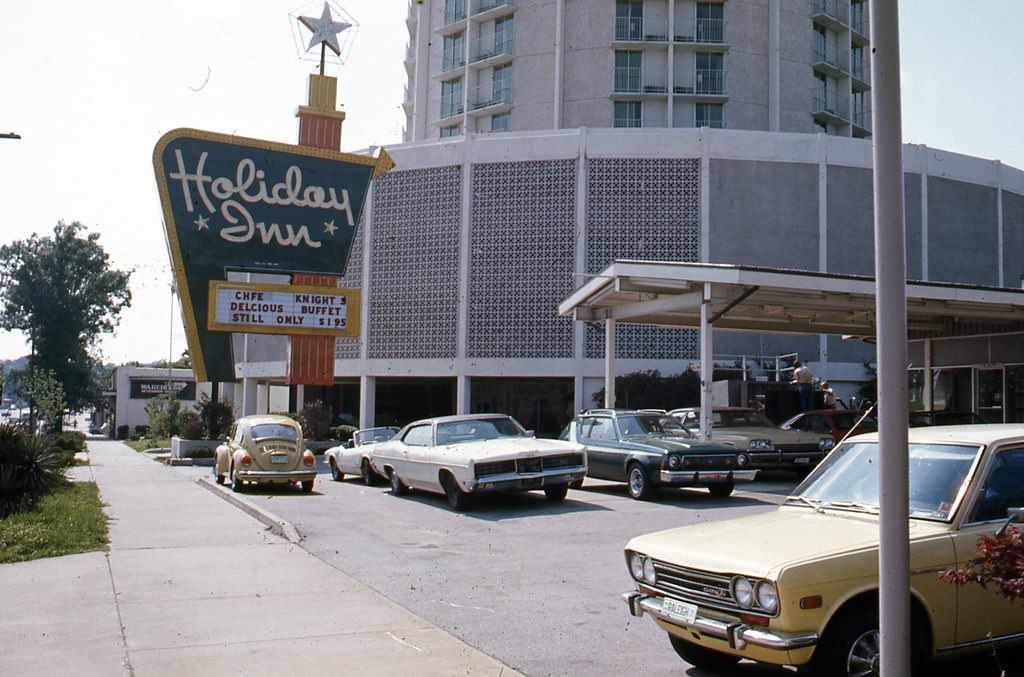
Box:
154 128 392 382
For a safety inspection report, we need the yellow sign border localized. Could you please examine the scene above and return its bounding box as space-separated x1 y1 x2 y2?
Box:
207 280 361 337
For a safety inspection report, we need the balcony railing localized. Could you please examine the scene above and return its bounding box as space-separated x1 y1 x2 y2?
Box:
673 68 727 96
695 116 724 129
614 16 668 42
812 0 848 26
470 82 512 110
613 116 642 128
471 34 513 62
442 50 466 72
474 0 513 15
444 0 466 25
813 41 848 74
812 89 849 121
613 67 669 94
440 96 464 119
674 18 726 43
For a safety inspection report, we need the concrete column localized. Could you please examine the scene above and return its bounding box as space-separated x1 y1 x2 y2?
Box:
295 385 306 412
359 376 376 429
456 375 471 415
604 319 616 408
553 0 565 129
768 0 780 131
922 339 932 410
412 0 430 141
241 377 258 416
573 375 585 415
699 283 713 439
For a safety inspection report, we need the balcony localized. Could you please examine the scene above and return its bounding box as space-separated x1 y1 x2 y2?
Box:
439 96 465 121
812 0 848 31
695 116 725 129
472 0 514 22
613 67 669 95
469 82 512 113
614 16 669 42
443 0 466 25
812 89 849 125
813 41 849 79
440 49 466 76
851 103 871 137
674 68 728 97
674 18 726 45
613 116 643 128
850 60 870 90
470 34 513 66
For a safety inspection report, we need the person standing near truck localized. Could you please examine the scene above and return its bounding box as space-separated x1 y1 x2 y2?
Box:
792 360 815 412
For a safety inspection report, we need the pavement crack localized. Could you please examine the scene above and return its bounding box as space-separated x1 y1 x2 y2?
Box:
104 552 135 677
386 631 424 652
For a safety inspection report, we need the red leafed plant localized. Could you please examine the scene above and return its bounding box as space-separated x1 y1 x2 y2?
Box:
941 526 1024 602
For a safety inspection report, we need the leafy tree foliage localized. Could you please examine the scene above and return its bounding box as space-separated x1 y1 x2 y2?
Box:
5 367 66 433
145 395 180 438
0 221 131 413
591 369 703 410
942 526 1024 602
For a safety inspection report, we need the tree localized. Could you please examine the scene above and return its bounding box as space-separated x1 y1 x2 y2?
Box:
942 526 1024 602
0 221 132 415
6 367 65 434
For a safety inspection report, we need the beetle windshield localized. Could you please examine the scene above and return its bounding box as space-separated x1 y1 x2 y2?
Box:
790 442 980 521
436 417 526 444
251 424 300 440
618 414 688 437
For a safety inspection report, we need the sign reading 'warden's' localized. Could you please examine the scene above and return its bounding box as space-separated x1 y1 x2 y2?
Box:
207 281 359 337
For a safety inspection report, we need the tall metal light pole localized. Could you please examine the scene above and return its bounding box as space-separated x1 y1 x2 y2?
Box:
871 2 911 674
0 132 21 140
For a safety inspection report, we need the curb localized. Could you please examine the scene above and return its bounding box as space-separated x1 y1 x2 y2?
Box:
195 477 303 544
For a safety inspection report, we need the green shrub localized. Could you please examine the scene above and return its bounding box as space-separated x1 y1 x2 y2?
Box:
332 425 357 442
145 395 178 437
176 410 205 440
116 425 129 440
184 447 214 459
196 395 233 440
0 424 69 518
42 431 86 453
299 401 333 440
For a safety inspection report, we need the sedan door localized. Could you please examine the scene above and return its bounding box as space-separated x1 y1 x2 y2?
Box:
580 416 626 481
399 423 437 490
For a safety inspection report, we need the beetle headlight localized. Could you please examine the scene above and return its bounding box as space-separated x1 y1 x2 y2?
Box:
629 552 645 581
819 437 835 450
731 576 755 608
642 557 657 584
755 580 779 613
737 453 750 467
667 454 682 469
748 439 773 451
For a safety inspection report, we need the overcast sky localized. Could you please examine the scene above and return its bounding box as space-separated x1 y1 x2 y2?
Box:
0 0 1021 366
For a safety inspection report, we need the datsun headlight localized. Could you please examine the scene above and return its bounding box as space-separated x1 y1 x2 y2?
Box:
755 580 779 613
748 438 773 451
629 552 645 581
642 557 657 584
818 437 835 450
731 576 755 608
737 453 750 467
667 454 682 469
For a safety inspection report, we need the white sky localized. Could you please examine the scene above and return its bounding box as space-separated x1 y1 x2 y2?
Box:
0 0 1021 365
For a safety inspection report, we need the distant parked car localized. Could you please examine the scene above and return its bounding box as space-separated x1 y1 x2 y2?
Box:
671 406 834 473
324 426 399 484
909 410 987 427
213 415 316 493
779 409 877 443
562 409 756 499
623 424 1024 675
371 413 586 510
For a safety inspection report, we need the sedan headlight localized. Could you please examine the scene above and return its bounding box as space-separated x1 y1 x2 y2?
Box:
643 557 657 584
667 454 682 469
629 552 645 580
731 576 755 608
755 580 779 613
737 452 750 467
818 437 835 450
748 438 773 451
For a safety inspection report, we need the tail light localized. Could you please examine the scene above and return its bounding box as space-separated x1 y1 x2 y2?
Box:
302 452 315 466
240 455 252 466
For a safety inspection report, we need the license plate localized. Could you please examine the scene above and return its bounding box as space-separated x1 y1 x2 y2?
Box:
270 455 290 464
662 598 698 625
794 457 810 464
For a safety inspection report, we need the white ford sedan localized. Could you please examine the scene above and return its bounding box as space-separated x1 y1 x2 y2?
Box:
372 413 587 510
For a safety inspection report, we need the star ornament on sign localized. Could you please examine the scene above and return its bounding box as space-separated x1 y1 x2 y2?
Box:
299 2 351 56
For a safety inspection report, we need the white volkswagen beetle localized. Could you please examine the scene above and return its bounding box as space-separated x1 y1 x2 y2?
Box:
324 426 399 484
371 413 587 510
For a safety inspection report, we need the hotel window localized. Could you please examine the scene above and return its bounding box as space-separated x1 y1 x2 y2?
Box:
614 50 642 92
614 101 642 127
492 64 512 104
491 113 510 132
695 103 723 128
615 0 643 40
695 52 724 94
444 0 465 25
441 78 463 119
494 16 514 53
440 124 462 138
443 32 465 72
696 2 724 42
814 24 827 62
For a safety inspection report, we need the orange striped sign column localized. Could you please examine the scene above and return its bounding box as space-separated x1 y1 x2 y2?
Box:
286 74 347 387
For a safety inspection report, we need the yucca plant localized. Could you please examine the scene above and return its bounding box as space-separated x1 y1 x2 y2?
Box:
0 423 69 518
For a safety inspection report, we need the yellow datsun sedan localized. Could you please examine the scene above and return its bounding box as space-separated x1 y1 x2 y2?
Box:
213 415 317 493
623 425 1024 675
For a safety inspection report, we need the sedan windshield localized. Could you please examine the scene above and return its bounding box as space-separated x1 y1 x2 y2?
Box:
617 414 688 437
251 424 299 440
790 442 980 520
715 410 776 427
355 427 398 445
436 417 526 444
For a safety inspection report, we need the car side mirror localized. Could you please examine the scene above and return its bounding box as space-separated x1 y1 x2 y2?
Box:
527 430 536 438
995 507 1024 538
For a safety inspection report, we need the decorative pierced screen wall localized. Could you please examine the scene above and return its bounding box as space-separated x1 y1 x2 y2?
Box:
585 158 700 359
469 160 577 358
367 167 462 359
334 209 366 359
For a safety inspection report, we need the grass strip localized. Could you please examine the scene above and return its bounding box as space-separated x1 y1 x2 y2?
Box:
123 438 170 452
0 482 109 563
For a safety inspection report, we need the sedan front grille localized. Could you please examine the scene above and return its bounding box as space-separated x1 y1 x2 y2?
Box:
517 458 543 474
648 559 774 618
475 453 584 479
681 454 735 470
475 460 516 478
543 453 584 470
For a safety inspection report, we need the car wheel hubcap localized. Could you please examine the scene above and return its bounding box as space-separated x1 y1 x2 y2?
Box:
846 629 880 677
629 468 643 495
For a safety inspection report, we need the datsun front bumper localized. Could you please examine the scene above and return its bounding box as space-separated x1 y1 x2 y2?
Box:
659 469 758 484
623 591 818 652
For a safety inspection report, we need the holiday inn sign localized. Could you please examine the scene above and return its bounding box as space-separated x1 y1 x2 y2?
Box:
154 127 392 382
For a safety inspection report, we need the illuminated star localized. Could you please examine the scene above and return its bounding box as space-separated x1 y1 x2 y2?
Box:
323 219 338 236
299 3 350 56
194 215 209 231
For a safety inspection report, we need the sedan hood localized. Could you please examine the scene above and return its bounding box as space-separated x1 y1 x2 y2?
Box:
621 435 737 455
626 507 946 579
453 437 583 462
717 426 823 445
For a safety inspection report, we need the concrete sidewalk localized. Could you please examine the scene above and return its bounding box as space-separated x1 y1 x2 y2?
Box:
0 440 520 676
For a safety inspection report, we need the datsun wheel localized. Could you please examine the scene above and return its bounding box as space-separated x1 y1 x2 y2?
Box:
812 606 882 677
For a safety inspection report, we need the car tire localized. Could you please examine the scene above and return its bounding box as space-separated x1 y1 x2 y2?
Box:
668 634 740 670
329 458 343 482
627 463 656 500
361 458 377 486
442 473 470 511
810 605 882 677
388 468 409 496
300 479 315 493
708 482 735 498
544 484 569 502
212 461 224 485
230 466 244 493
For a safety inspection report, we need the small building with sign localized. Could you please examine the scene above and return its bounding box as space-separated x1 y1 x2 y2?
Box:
110 366 209 437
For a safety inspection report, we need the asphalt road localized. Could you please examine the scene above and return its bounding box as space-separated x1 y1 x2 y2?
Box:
180 457 801 676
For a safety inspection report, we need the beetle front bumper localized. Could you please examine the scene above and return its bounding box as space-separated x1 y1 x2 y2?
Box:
659 469 758 484
623 591 818 652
